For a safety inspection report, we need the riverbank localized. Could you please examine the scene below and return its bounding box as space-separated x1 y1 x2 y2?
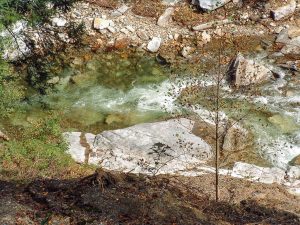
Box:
1 0 300 223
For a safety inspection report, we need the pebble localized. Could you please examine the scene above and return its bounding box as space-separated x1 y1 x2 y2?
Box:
136 30 149 41
126 25 135 33
93 18 111 30
108 26 116 33
120 28 129 34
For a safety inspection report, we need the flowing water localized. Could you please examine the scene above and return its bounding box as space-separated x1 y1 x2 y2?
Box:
3 50 300 169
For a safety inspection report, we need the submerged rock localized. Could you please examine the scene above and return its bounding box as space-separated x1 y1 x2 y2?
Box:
227 53 272 87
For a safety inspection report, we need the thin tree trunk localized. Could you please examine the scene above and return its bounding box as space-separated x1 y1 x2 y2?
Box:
215 39 222 202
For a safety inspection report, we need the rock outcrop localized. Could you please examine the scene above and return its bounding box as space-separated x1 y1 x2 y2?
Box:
64 119 300 195
65 118 212 174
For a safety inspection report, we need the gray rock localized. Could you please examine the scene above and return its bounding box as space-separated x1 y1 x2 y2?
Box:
227 53 272 87
157 7 175 27
281 37 300 55
193 19 231 31
192 0 231 11
231 162 300 195
271 0 296 21
276 26 300 55
64 119 212 174
147 37 162 53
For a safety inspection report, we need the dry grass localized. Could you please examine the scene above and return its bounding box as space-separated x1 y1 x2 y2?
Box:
131 0 166 18
86 0 119 9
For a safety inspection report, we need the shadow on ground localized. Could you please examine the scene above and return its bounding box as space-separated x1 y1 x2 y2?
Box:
0 170 299 224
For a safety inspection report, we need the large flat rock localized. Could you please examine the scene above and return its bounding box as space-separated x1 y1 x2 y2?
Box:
65 118 212 174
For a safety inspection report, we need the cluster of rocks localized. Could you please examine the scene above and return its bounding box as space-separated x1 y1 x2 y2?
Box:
3 0 300 64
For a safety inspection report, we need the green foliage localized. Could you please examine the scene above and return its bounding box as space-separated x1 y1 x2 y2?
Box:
0 116 74 180
67 21 86 44
0 59 25 117
0 0 78 27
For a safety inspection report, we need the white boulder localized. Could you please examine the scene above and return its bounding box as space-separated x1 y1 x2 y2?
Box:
232 162 286 184
51 17 67 27
192 0 231 11
93 18 113 30
111 5 130 17
147 37 162 53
